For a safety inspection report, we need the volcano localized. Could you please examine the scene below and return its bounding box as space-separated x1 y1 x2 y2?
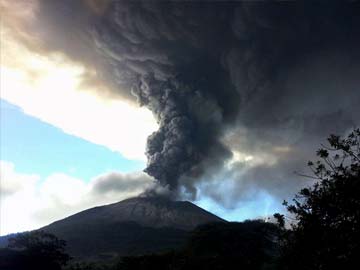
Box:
39 197 225 260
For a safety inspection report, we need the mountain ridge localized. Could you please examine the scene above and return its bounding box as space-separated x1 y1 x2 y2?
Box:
44 196 225 231
37 196 226 260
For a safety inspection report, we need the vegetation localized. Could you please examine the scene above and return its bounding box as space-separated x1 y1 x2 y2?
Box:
275 128 360 269
0 231 70 270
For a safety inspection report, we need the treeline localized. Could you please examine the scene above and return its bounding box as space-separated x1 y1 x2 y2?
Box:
1 129 359 270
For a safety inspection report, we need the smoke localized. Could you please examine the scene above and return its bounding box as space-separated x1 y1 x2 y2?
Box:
89 1 241 197
89 0 360 199
4 0 360 202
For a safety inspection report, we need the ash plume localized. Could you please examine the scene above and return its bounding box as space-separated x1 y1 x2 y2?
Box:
7 0 360 202
89 0 360 199
90 1 241 196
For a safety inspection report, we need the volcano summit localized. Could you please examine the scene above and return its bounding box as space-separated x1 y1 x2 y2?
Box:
37 197 225 260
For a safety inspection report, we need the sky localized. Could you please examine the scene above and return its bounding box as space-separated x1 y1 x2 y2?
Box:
1 0 360 235
0 99 279 234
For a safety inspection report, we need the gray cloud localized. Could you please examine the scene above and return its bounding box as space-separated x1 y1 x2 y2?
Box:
33 171 154 227
91 171 153 195
7 0 360 205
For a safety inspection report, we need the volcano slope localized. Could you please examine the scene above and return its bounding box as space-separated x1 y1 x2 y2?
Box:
39 196 225 260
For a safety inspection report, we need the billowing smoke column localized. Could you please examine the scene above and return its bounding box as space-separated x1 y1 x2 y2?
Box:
91 1 240 195
88 0 360 197
27 0 360 200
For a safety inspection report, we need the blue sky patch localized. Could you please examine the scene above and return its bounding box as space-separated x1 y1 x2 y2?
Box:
0 99 146 181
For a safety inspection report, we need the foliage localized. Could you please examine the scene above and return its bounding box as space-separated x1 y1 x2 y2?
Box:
0 230 70 270
275 128 360 269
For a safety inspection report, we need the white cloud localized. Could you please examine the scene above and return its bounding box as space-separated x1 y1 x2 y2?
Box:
0 24 158 160
0 162 39 197
0 161 154 235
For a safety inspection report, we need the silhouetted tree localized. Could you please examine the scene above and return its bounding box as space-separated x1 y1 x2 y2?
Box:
0 231 70 270
275 128 360 269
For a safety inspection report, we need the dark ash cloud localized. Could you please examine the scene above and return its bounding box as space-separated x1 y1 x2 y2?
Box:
10 0 360 204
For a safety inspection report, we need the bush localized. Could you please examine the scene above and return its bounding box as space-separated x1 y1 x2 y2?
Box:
0 231 70 270
275 128 360 269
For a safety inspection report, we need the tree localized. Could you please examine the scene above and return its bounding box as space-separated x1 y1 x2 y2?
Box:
0 231 70 270
275 128 360 269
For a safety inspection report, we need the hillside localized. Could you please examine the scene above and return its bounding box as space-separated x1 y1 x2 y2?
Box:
37 196 225 260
